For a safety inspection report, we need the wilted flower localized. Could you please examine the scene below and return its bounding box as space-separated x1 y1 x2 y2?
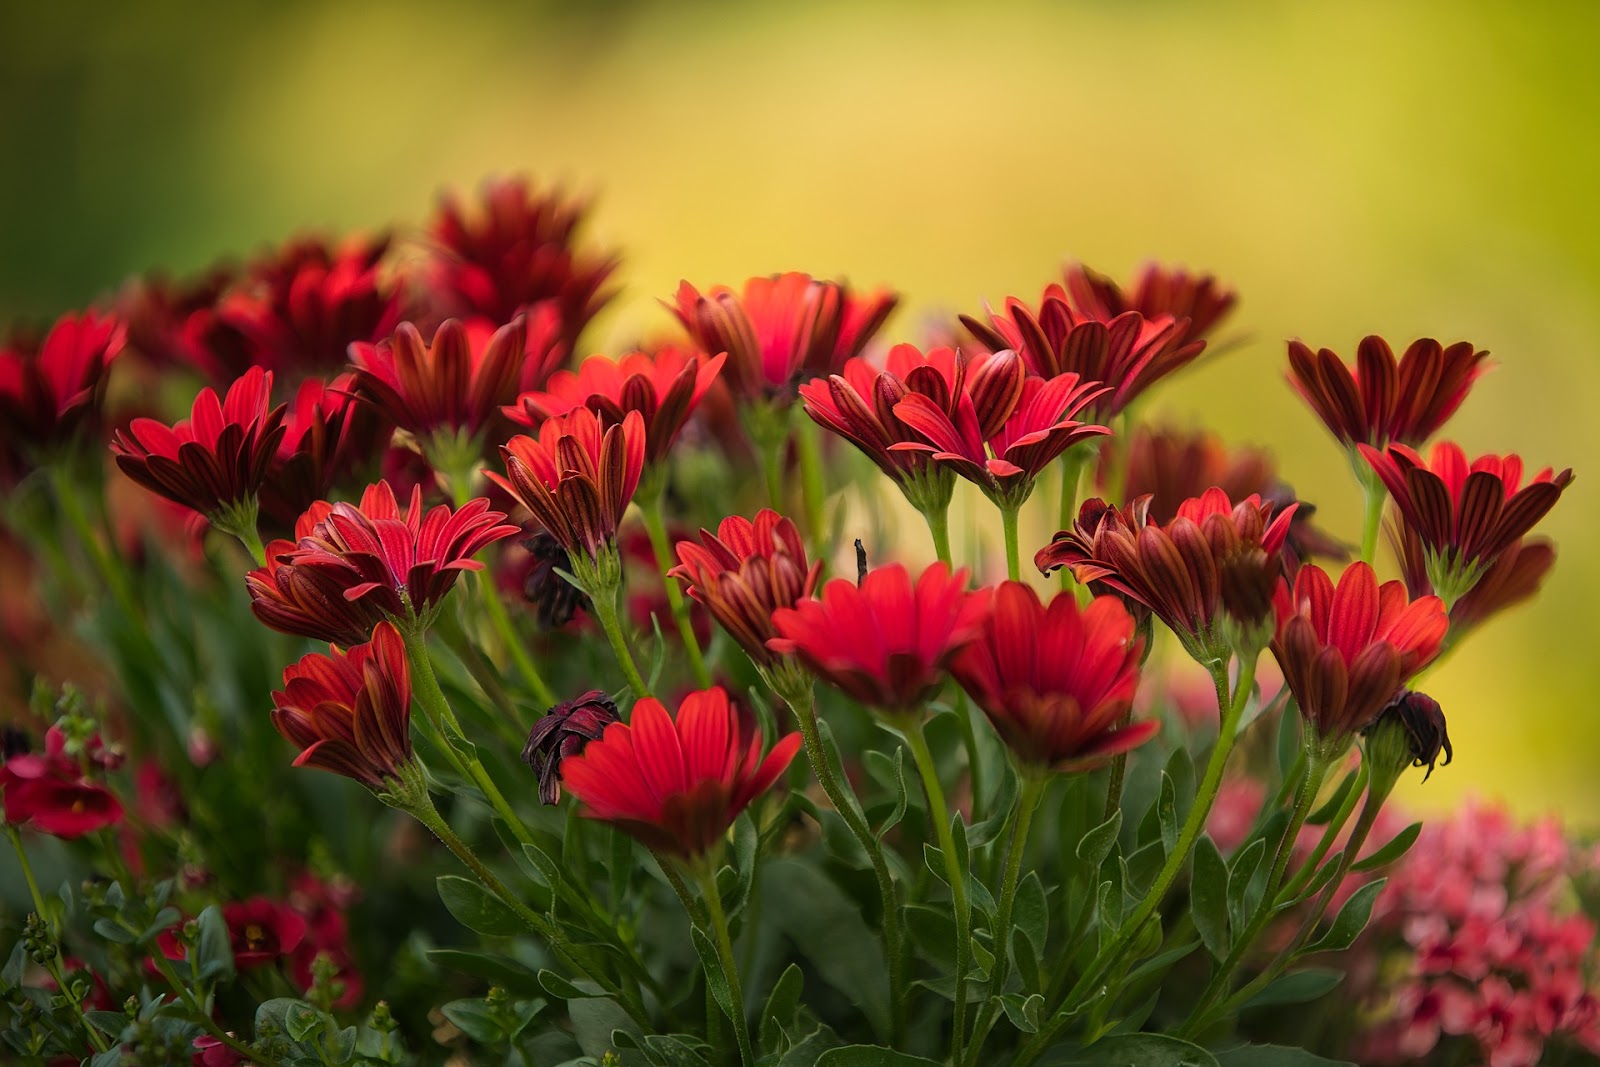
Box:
769 562 984 716
1364 690 1452 782
1288 335 1489 450
350 317 527 445
559 686 801 859
0 310 125 478
669 509 822 667
951 583 1154 772
1060 261 1237 351
521 690 619 805
510 532 590 628
270 621 413 792
671 272 897 401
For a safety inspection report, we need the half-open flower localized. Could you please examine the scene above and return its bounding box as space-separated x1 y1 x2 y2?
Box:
350 317 527 447
1288 336 1489 450
1393 523 1556 640
490 407 647 561
1271 561 1448 751
111 366 287 531
671 272 897 401
890 353 1110 511
1037 487 1299 665
670 509 822 668
558 686 801 859
270 621 413 792
769 561 984 717
506 346 725 465
247 481 519 643
521 690 619 805
1060 261 1237 351
1359 441 1573 605
952 583 1153 772
0 310 125 477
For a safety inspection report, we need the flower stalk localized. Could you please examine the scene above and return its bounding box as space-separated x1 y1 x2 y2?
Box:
641 478 713 687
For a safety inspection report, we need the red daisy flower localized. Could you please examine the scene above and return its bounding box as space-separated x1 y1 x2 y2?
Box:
257 373 387 535
960 285 1195 417
1060 261 1237 351
1359 441 1573 604
490 407 647 560
1037 487 1299 664
558 686 801 859
506 345 726 465
118 264 238 374
1271 561 1448 748
768 561 985 716
426 176 618 350
349 317 528 444
669 509 823 667
952 583 1154 772
159 898 309 970
888 352 1110 510
111 366 288 528
522 690 620 805
270 621 413 792
0 727 124 839
246 481 519 643
671 272 898 401
1288 336 1490 450
1394 519 1556 639
0 310 125 475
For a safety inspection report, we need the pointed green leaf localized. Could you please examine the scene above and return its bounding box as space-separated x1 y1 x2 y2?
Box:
1226 838 1266 934
193 904 235 985
1077 809 1122 868
759 963 804 1052
1350 823 1422 873
1216 1044 1356 1066
1191 834 1230 959
1156 773 1179 855
692 926 735 1021
436 875 524 936
1013 871 1048 956
815 1045 945 1066
1243 968 1344 1008
1306 878 1386 954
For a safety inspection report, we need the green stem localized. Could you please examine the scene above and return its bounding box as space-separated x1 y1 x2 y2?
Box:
696 865 754 1067
47 464 142 621
590 583 652 699
477 570 558 707
642 485 713 687
794 409 830 552
1280 762 1366 900
760 431 786 512
1359 471 1386 566
236 523 268 568
923 501 954 566
1055 445 1093 592
149 952 280 1066
1000 504 1022 582
7 826 47 924
903 715 970 1067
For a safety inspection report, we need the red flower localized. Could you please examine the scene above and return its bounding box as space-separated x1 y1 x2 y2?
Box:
490 407 647 560
350 317 528 442
0 311 125 475
1271 561 1448 746
559 686 800 859
952 583 1154 772
1 727 123 838
507 346 726 464
522 690 620 804
1060 261 1237 351
193 1034 246 1067
1359 441 1573 602
669 509 823 667
119 264 238 374
159 898 308 970
960 285 1196 417
768 562 984 716
671 272 897 400
270 621 413 791
1288 336 1490 450
890 352 1110 509
426 176 618 350
247 481 519 643
1037 488 1299 663
257 373 387 534
111 366 287 525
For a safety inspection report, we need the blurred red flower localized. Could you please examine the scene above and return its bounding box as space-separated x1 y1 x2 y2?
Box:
0 726 123 838
0 310 125 478
159 897 309 970
350 317 528 442
1059 261 1237 351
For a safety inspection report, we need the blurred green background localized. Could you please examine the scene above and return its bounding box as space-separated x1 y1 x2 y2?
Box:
2 1 1594 821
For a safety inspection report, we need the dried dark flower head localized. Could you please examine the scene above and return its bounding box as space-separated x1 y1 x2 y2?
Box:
1364 689 1453 782
522 691 620 805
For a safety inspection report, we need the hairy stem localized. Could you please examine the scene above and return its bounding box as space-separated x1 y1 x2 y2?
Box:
904 715 971 1066
696 865 754 1067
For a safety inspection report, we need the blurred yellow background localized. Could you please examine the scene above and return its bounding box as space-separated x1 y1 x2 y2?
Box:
3 1 1595 821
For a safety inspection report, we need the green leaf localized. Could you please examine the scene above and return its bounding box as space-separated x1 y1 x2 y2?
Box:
1350 822 1422 873
691 925 736 1021
967 761 1019 849
442 999 503 1044
874 748 910 839
436 875 524 936
1077 809 1123 868
1305 767 1360 826
1244 967 1344 1008
1013 870 1048 957
538 969 608 1001
1190 834 1230 959
1156 773 1179 855
816 719 869 827
193 904 235 985
779 1023 845 1066
254 997 305 1036
1122 840 1165 900
569 996 640 1059
764 858 892 1040
815 1046 945 1066
730 812 759 916
285 1001 325 1042
1306 878 1386 954
427 949 543 994
1274 700 1301 779
3 939 29 987
521 842 562 889
1048 1033 1221 1066
1226 838 1266 934
999 992 1045 1033
83 1010 129 1038
759 963 804 1052
1216 1045 1356 1066
89 1049 124 1067
92 918 137 944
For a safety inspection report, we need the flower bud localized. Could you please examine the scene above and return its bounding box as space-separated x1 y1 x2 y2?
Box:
1363 689 1453 786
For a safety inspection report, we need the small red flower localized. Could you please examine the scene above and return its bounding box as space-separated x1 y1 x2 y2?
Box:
111 366 287 525
0 311 125 475
1 727 124 838
669 509 823 667
247 481 519 643
559 686 801 859
522 690 620 805
270 621 413 791
952 583 1154 772
1037 488 1299 664
1060 261 1237 351
1288 336 1490 450
192 1034 246 1067
671 272 898 400
490 407 647 560
1359 441 1573 602
159 898 308 970
890 352 1110 509
1271 561 1448 746
350 317 528 442
426 176 618 350
257 373 387 534
507 346 726 464
768 562 985 716
960 285 1196 417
